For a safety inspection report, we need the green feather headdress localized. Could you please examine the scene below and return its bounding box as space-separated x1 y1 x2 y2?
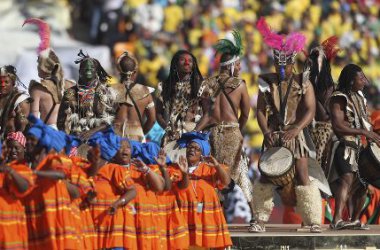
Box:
214 30 243 66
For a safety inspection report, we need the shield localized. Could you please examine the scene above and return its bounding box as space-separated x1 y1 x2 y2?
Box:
308 157 332 196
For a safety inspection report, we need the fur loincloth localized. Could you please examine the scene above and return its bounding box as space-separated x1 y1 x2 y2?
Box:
270 127 316 160
210 122 253 201
210 122 242 174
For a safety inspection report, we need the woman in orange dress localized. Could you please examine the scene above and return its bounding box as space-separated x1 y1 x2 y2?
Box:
176 132 232 249
69 155 98 250
151 147 190 250
23 115 83 250
112 140 165 250
64 134 98 250
0 133 34 250
87 128 137 249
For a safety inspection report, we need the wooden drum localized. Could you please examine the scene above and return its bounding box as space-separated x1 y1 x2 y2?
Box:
359 143 380 188
259 147 295 187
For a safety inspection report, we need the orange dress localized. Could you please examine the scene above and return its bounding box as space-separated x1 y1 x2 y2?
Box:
156 165 189 250
176 163 232 249
128 164 161 250
90 163 137 249
0 161 34 250
23 154 83 250
70 156 97 250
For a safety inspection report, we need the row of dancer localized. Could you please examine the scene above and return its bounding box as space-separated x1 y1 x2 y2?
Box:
1 116 232 249
2 16 380 236
1 18 254 223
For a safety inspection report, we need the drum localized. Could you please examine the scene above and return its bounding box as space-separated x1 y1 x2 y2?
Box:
163 140 187 163
359 143 380 188
259 147 295 187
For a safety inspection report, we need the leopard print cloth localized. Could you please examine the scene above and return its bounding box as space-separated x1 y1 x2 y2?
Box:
310 121 333 172
210 122 253 202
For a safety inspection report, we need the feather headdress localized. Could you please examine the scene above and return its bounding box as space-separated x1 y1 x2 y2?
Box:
214 30 244 68
22 18 51 56
256 17 306 54
214 30 244 57
321 36 340 61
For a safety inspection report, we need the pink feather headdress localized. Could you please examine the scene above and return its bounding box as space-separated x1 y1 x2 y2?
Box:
256 17 306 54
22 18 51 56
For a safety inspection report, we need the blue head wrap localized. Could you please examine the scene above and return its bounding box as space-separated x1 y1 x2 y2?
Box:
130 140 170 164
27 114 53 151
45 128 67 153
177 131 211 156
88 127 121 161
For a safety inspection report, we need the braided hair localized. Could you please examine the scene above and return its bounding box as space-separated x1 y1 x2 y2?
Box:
75 49 110 83
162 50 203 104
337 64 362 94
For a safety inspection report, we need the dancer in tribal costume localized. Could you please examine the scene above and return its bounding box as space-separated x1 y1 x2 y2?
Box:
58 50 115 140
327 64 380 230
305 36 339 172
195 30 252 210
156 50 204 146
252 17 322 233
112 51 156 142
23 18 64 129
0 66 30 139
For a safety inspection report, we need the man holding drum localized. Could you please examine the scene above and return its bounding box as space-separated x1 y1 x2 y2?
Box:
251 17 323 233
328 64 380 230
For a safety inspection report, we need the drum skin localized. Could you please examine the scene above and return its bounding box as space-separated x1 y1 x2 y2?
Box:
359 143 380 188
259 147 295 187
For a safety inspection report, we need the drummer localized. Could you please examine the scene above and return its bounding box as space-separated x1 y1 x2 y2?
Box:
252 17 322 233
327 64 380 230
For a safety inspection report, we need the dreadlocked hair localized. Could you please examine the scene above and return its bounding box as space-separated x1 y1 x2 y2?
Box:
162 50 203 104
307 49 335 96
337 64 362 94
75 49 110 83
